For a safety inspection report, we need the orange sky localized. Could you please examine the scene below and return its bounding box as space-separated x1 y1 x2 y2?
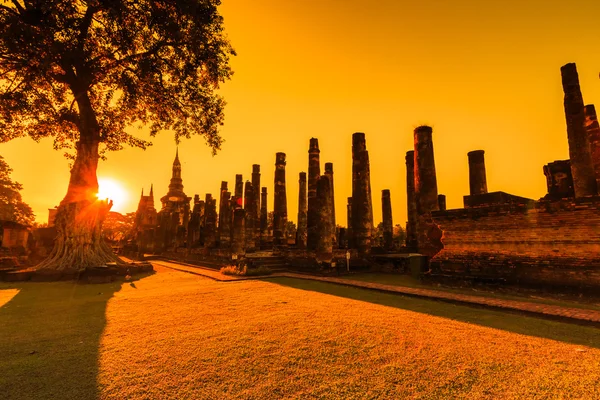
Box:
3 0 600 226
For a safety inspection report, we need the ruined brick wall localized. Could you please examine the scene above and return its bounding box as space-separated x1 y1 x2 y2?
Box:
430 196 600 288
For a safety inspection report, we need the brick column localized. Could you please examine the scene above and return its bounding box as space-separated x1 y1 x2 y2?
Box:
260 187 268 248
297 172 308 249
244 181 256 251
252 165 261 244
405 150 418 250
273 153 288 246
561 63 597 197
324 162 336 247
585 104 600 189
381 189 393 251
315 175 333 262
307 138 320 250
351 132 373 255
437 194 447 211
231 208 245 256
414 126 439 214
467 150 488 195
203 194 217 249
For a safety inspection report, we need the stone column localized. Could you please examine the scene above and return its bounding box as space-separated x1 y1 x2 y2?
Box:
413 126 443 257
585 104 600 189
260 187 268 248
203 194 217 249
297 172 308 249
273 152 288 246
219 191 231 247
405 150 418 250
381 189 393 251
467 150 488 195
218 181 228 243
437 194 447 211
561 63 597 197
351 132 373 255
414 126 439 214
346 197 353 249
315 175 333 262
252 165 261 245
234 174 244 208
244 181 256 251
324 162 336 247
307 138 320 250
231 208 246 256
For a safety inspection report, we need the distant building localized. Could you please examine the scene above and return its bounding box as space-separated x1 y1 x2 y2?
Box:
156 149 192 250
133 185 158 253
0 220 30 251
48 207 58 227
132 149 192 254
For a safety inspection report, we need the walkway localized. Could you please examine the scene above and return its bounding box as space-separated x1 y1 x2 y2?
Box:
151 260 600 325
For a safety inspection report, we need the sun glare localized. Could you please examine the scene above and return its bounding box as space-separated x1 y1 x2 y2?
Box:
97 178 128 212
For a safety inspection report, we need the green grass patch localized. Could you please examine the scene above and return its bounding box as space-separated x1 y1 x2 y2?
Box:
267 277 600 349
339 273 600 312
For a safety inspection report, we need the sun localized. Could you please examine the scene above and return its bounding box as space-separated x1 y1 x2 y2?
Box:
97 178 128 212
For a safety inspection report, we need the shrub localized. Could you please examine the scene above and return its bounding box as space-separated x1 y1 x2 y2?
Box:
219 265 272 276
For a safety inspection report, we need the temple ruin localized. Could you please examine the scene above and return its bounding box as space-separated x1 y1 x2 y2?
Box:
129 61 600 289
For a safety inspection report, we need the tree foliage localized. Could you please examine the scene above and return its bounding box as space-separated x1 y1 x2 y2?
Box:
102 211 134 243
0 155 34 225
0 0 235 157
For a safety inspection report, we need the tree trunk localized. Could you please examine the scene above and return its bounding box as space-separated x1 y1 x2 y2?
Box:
37 89 121 272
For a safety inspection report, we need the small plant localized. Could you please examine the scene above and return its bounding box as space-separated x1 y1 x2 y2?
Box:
219 265 272 276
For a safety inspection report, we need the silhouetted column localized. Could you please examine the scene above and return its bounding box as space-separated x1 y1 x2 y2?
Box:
351 132 373 255
561 63 597 197
252 165 261 245
273 153 288 246
231 208 246 256
315 175 333 262
382 189 393 251
413 126 443 257
467 150 488 195
437 194 446 211
543 160 575 199
203 194 217 249
414 126 439 214
307 138 320 250
297 172 308 249
324 162 336 247
244 181 256 251
585 104 600 188
260 187 268 247
234 174 244 208
219 191 231 247
218 181 228 244
346 197 353 249
405 150 418 250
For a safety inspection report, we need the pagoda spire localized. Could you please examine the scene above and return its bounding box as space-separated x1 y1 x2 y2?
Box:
150 184 154 197
174 147 180 165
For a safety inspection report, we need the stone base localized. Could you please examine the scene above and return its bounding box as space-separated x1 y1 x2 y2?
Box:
0 262 154 283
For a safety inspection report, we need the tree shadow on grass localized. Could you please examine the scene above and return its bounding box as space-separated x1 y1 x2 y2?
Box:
0 272 153 400
266 277 600 350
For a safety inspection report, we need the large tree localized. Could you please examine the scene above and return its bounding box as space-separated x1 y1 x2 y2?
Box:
0 155 35 225
0 1 234 271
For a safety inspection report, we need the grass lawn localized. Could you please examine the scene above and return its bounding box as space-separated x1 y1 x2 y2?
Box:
1 266 600 399
338 272 600 311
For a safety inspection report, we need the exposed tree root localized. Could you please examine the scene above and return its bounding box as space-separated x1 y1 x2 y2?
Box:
36 199 124 272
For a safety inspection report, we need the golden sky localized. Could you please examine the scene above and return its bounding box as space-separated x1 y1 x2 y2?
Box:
3 0 600 226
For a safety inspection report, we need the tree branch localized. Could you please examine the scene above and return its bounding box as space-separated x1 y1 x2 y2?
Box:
78 5 97 53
